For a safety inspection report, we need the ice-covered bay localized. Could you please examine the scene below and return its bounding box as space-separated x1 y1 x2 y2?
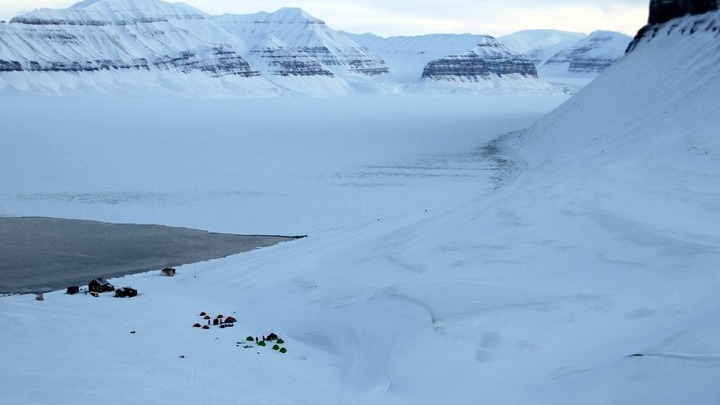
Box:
0 94 563 234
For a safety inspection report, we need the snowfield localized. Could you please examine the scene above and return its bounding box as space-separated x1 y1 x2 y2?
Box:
2 12 720 405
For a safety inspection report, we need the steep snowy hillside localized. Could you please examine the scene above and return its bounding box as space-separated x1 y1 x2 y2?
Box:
493 9 720 402
419 36 556 94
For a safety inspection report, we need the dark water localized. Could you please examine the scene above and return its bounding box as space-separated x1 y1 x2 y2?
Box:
0 217 303 293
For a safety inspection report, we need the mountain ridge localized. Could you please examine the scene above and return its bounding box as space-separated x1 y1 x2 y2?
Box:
0 0 628 96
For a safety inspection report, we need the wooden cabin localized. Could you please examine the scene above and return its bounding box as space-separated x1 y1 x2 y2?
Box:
89 278 115 293
114 287 137 298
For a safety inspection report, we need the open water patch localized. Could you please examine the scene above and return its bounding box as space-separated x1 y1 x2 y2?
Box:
0 216 303 294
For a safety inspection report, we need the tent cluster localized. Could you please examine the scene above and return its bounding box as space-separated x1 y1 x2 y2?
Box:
240 333 287 353
193 311 237 330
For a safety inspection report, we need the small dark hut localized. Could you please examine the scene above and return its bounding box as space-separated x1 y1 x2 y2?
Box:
114 287 137 298
266 333 279 341
66 286 80 295
89 278 115 293
161 267 176 277
35 293 44 301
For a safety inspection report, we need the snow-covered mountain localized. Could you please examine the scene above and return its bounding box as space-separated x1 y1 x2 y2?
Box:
0 0 622 96
215 9 388 77
345 32 487 83
497 29 586 55
418 36 556 94
0 0 284 95
212 8 390 95
498 29 631 89
538 31 631 77
0 0 391 96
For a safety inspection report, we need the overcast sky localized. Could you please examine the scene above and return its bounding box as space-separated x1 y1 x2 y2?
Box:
0 0 649 37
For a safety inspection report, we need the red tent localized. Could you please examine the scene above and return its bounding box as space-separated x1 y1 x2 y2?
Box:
224 316 237 323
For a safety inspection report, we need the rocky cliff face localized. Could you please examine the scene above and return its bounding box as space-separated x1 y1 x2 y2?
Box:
649 0 719 24
421 36 537 81
628 0 720 51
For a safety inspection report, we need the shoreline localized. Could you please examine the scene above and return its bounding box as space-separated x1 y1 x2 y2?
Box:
0 216 304 294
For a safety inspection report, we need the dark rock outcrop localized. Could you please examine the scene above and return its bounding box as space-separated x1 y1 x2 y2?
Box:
649 0 719 24
628 0 720 51
421 36 537 81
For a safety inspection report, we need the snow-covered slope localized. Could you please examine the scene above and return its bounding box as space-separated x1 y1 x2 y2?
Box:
498 10 720 402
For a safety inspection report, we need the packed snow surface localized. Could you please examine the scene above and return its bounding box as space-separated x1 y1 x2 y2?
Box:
1 11 720 404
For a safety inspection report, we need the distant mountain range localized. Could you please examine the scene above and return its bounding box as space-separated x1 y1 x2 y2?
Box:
0 0 632 96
